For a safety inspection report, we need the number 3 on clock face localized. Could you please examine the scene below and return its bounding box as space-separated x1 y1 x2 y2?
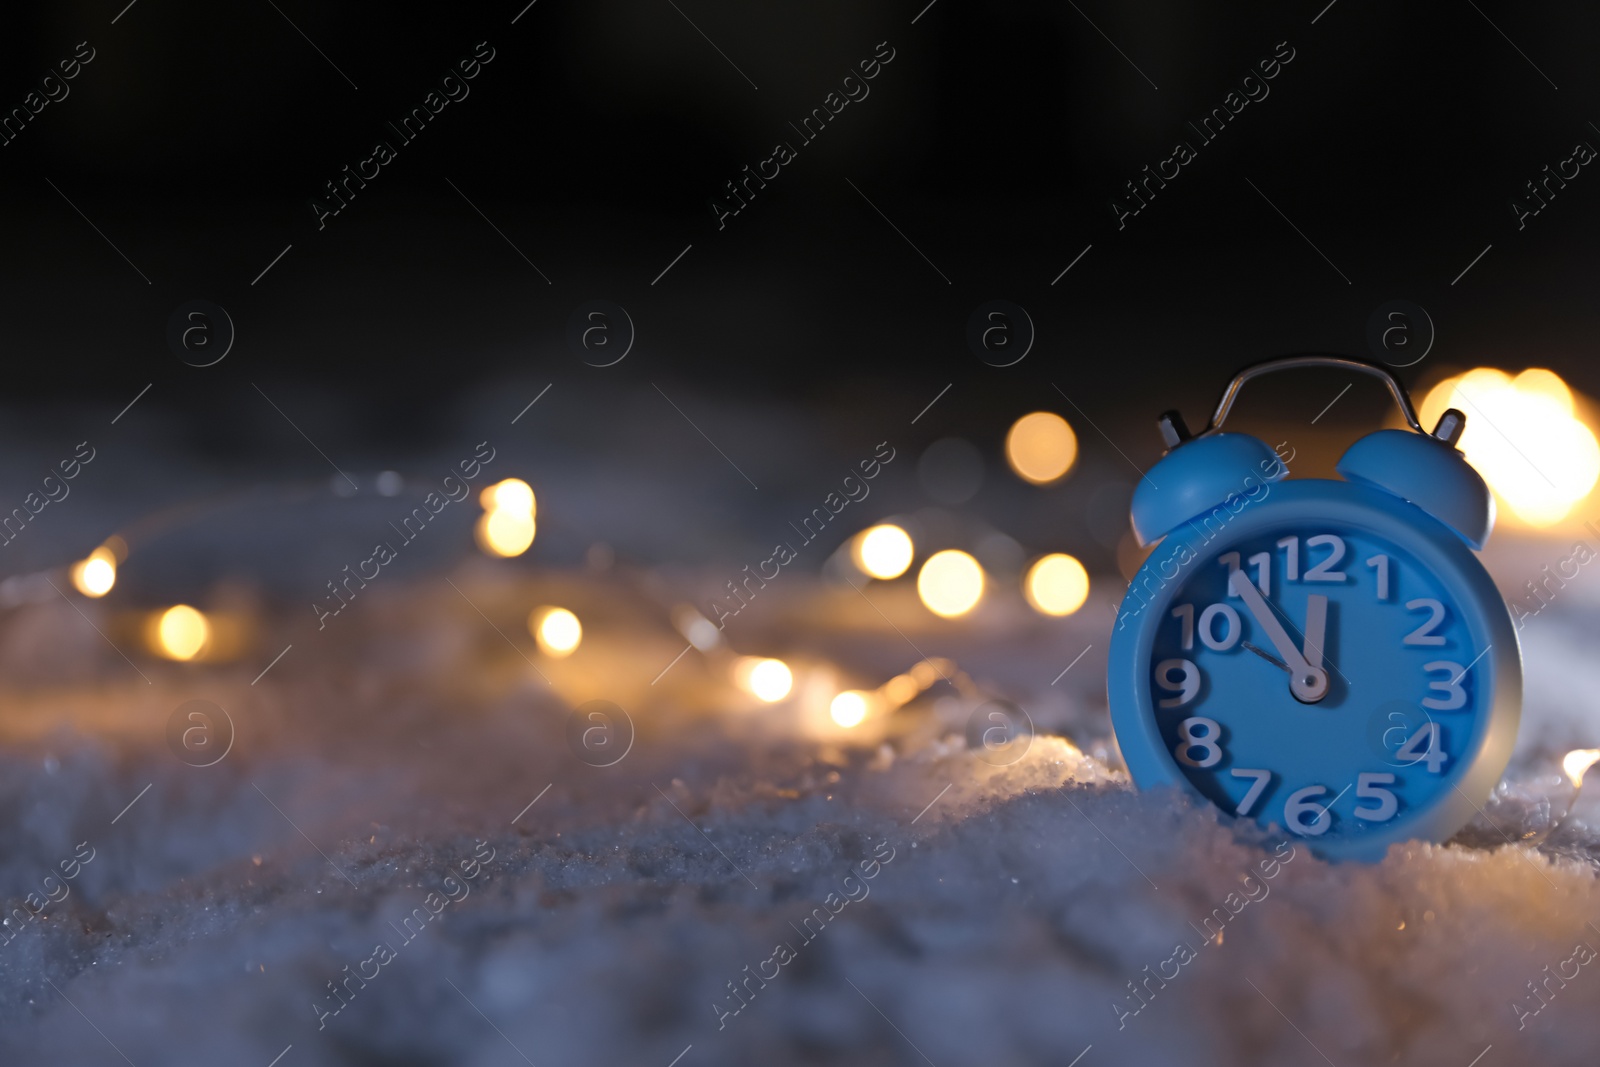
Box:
1109 481 1521 861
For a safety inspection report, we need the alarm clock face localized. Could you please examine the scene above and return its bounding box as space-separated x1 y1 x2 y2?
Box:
1110 480 1520 860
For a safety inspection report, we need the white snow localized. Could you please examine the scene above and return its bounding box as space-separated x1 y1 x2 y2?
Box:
0 552 1595 1067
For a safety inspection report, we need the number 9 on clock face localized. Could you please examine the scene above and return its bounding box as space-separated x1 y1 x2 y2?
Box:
1109 488 1519 860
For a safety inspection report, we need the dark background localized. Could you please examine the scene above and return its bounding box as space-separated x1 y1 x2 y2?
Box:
1 12 1599 1064
1 0 1596 465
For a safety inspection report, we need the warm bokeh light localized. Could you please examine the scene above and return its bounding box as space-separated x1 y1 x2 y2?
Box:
853 524 914 580
1420 367 1600 526
1563 748 1600 788
830 690 871 728
155 604 209 661
476 509 536 557
480 478 536 515
532 607 582 656
734 657 793 702
881 673 920 707
917 550 985 618
70 547 117 597
1024 553 1090 616
476 478 538 557
1005 411 1078 485
673 605 722 652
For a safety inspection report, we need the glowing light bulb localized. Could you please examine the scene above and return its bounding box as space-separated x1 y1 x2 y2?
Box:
481 478 536 515
477 509 536 557
881 673 920 707
1563 748 1600 788
1419 367 1600 526
1024 553 1090 616
674 605 722 652
475 478 538 557
156 605 209 661
830 690 870 728
734 657 793 702
917 550 984 618
532 607 582 656
70 547 117 597
1006 411 1078 485
853 524 914 580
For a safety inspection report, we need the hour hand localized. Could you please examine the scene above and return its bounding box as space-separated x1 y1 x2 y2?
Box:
1228 570 1328 703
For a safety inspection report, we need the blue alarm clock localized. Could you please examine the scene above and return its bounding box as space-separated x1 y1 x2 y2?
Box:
1107 355 1522 861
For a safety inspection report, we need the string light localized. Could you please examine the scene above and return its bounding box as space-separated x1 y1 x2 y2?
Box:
1024 553 1090 616
880 673 920 707
70 546 117 597
531 607 582 656
154 605 209 661
853 524 914 580
1563 748 1600 788
733 657 793 702
1419 368 1600 526
917 550 984 618
673 605 722 651
829 690 872 728
481 478 536 515
476 478 537 557
477 511 535 557
1005 411 1078 485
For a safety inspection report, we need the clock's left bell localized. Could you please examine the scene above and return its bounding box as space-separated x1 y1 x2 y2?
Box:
1128 411 1287 547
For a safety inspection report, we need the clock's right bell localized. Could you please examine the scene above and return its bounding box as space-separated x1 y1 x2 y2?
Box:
1335 410 1495 550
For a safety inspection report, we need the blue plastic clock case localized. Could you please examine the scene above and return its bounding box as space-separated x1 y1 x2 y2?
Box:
1106 355 1522 861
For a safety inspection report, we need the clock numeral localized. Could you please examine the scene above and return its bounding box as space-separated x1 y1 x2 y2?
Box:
1366 553 1390 600
1154 658 1200 708
1173 716 1222 767
1354 772 1399 821
1404 598 1448 645
1246 552 1271 596
1395 722 1447 772
1303 534 1348 582
1173 603 1240 652
1198 603 1241 651
1217 552 1268 596
1230 768 1272 815
1171 603 1194 651
1284 785 1334 836
1276 536 1300 581
1421 661 1468 710
1219 553 1240 594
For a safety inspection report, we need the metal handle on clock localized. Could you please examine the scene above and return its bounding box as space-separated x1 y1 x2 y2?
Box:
1200 355 1431 437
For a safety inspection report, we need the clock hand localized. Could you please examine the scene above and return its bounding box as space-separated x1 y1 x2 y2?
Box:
1228 569 1306 667
1302 594 1328 670
1241 641 1288 672
1228 569 1329 703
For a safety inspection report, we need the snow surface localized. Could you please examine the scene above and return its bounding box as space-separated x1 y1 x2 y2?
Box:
0 557 1597 1067
1 395 1598 1067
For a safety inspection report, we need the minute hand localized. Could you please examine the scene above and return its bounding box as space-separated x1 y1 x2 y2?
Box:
1228 570 1329 703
